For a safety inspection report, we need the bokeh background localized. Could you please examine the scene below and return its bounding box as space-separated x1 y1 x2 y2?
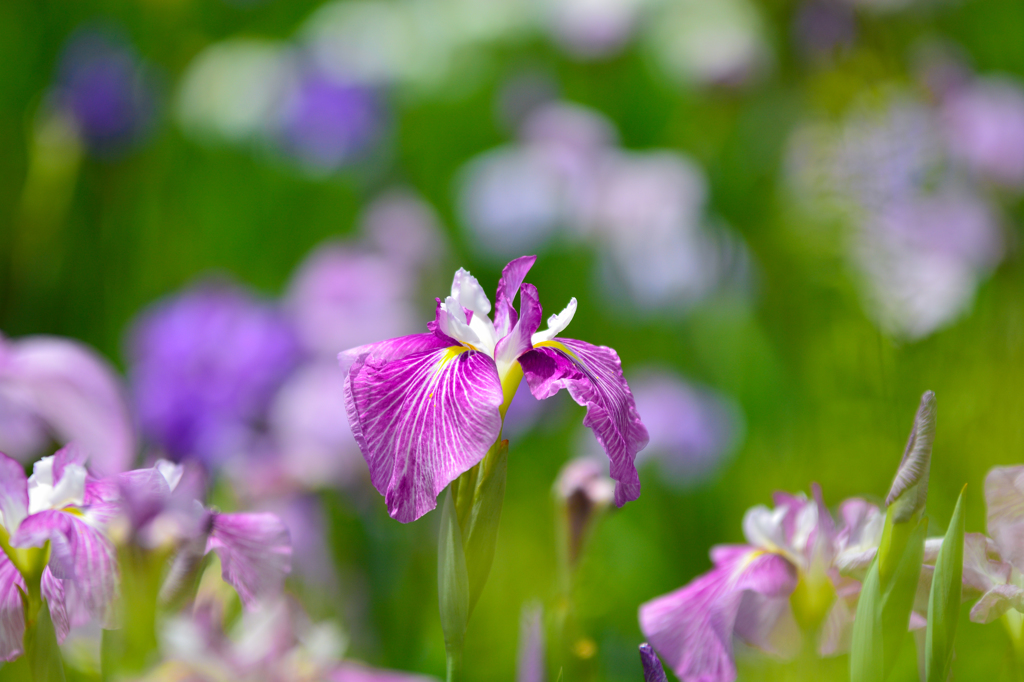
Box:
2 0 1024 679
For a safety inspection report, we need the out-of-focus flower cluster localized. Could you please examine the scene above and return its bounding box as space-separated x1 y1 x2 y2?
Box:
459 101 751 314
786 61 1024 339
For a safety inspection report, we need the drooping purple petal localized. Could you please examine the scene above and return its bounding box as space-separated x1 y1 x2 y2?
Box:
206 512 292 609
0 335 134 475
12 510 118 627
639 643 669 682
639 545 798 682
0 554 25 661
970 584 1024 624
520 339 648 506
344 345 504 522
494 282 543 369
494 255 537 338
42 568 70 643
985 465 1024 570
340 333 454 377
0 452 28 532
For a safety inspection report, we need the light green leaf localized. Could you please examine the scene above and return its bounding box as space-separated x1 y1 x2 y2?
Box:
438 486 470 658
24 598 66 682
925 486 966 682
461 440 508 617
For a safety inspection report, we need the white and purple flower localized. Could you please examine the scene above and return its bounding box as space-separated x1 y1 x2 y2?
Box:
341 255 649 523
0 445 119 660
638 490 885 682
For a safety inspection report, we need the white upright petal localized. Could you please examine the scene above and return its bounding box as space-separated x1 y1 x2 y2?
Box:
156 460 184 492
531 297 577 344
28 459 86 515
742 504 789 552
439 297 482 347
451 268 492 318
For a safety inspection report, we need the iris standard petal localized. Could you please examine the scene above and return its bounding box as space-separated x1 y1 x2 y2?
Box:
206 512 292 609
0 452 28 532
0 555 25 661
520 339 648 506
639 546 798 682
345 345 504 522
12 510 118 627
984 465 1024 570
493 282 543 371
494 255 538 338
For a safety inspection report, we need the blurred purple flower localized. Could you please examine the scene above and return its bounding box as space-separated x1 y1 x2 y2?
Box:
792 1 856 58
545 0 641 60
639 490 887 681
127 282 300 465
628 371 742 487
52 28 159 154
274 61 385 173
941 77 1024 190
341 256 649 522
360 190 446 272
0 333 135 476
285 244 416 359
516 602 546 682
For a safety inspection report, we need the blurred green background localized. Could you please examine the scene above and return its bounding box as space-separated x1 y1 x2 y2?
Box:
2 0 1024 680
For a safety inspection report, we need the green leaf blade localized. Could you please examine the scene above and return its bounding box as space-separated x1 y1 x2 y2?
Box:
925 486 966 682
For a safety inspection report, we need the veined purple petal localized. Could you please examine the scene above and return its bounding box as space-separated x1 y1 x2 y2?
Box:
42 568 69 642
494 256 538 338
340 333 454 378
206 512 292 609
639 546 798 682
344 344 504 522
0 452 28 532
520 339 648 506
12 510 118 627
494 282 543 369
985 465 1024 570
0 554 25 661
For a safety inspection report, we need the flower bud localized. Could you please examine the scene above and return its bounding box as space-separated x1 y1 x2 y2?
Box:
886 391 936 523
639 643 668 682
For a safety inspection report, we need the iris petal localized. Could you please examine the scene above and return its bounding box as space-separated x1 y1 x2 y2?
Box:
0 555 25 661
639 546 798 682
494 256 537 338
984 465 1024 570
494 282 543 373
206 512 292 609
345 344 504 523
519 338 648 506
0 453 28 533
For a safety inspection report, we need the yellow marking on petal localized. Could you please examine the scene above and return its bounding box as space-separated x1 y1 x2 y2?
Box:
499 360 524 420
534 339 581 363
428 346 471 398
62 506 85 518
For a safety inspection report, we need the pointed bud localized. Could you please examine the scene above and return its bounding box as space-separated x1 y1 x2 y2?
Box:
639 643 668 682
886 391 935 523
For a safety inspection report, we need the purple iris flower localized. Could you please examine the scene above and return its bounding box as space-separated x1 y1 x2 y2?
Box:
0 333 135 476
941 77 1024 190
127 282 300 465
0 445 119 660
341 255 649 523
274 62 385 173
52 28 158 154
639 490 887 682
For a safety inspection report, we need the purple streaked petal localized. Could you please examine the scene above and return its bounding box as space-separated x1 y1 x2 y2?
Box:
41 568 69 642
344 345 504 522
0 452 28 532
494 256 538 338
340 333 454 378
639 547 798 682
961 532 1010 597
520 339 648 506
206 512 292 609
639 643 668 682
12 510 118 627
985 465 1024 570
0 554 26 661
494 282 543 369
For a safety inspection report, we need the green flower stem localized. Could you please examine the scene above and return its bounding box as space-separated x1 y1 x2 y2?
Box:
445 648 463 682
